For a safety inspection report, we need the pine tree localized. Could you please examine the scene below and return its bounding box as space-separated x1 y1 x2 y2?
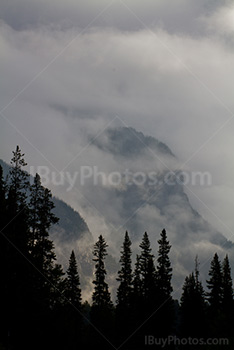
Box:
29 174 59 276
28 172 64 342
65 250 82 308
206 253 223 310
116 231 133 308
221 255 234 337
139 232 156 300
156 229 174 336
58 251 83 350
206 253 223 336
92 235 112 308
116 232 133 346
156 228 173 299
90 235 113 348
222 255 233 310
4 147 32 348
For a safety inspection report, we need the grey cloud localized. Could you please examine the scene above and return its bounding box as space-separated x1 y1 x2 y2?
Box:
0 0 229 35
1 2 234 298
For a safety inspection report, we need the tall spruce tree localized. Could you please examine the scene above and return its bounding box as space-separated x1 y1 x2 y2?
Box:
116 231 133 308
65 250 82 308
156 229 174 336
206 253 223 310
29 173 64 318
29 174 59 273
156 228 172 299
90 235 113 348
4 147 32 348
62 250 83 350
206 253 223 336
92 235 112 307
116 232 133 345
139 232 156 300
221 255 234 337
222 255 233 310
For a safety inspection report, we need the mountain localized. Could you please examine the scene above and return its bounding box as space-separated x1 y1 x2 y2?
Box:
1 127 233 299
76 126 234 294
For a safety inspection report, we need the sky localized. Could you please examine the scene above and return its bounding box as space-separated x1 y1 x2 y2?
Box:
1 0 234 253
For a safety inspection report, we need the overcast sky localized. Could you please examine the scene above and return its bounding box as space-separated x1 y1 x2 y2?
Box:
1 0 234 248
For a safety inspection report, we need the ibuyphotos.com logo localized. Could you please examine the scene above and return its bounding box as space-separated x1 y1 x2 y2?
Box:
30 166 212 192
145 335 229 347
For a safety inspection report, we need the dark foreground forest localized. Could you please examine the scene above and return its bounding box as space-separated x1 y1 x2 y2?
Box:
0 147 233 349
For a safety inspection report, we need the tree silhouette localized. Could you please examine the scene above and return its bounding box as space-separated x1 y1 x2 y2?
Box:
207 253 223 310
156 229 174 335
65 250 82 307
139 232 156 300
116 232 133 345
116 231 133 307
63 250 83 349
90 235 113 348
180 257 206 337
206 253 223 336
221 255 234 337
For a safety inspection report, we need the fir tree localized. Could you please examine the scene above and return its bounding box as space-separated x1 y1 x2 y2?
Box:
29 175 59 275
206 253 223 310
206 253 223 336
139 232 156 300
4 147 32 348
116 231 133 308
156 228 172 299
222 255 233 310
156 229 174 336
90 235 113 348
92 235 112 308
221 255 234 337
116 232 133 345
65 250 82 308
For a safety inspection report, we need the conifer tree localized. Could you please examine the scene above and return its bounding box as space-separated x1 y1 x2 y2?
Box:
90 235 113 348
139 232 156 300
61 251 83 349
65 250 82 308
206 253 223 310
92 235 112 307
222 255 233 310
221 255 234 337
156 228 172 299
156 229 174 336
116 232 133 345
116 231 133 308
29 173 64 315
4 147 32 348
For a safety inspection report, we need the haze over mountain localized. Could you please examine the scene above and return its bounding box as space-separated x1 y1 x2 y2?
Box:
1 125 233 300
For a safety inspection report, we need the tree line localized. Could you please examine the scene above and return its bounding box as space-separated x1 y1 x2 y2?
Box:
0 146 233 349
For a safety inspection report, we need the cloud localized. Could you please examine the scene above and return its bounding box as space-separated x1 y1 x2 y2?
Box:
201 2 234 37
0 0 224 33
1 2 234 297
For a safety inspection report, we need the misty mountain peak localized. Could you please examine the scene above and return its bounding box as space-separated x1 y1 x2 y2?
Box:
92 127 175 159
